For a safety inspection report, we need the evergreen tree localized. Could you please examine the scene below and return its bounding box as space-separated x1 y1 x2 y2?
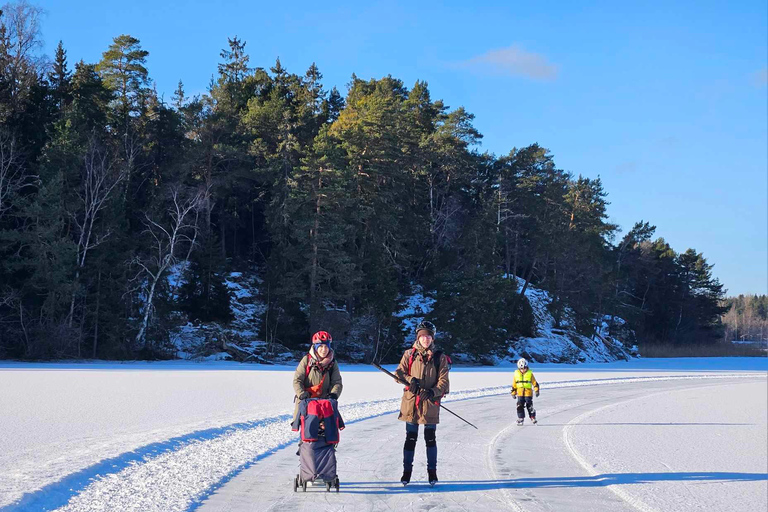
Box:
96 34 150 124
178 231 233 323
49 40 71 113
70 61 112 133
172 80 185 110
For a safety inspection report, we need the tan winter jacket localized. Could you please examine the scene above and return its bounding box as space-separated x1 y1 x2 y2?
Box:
292 349 343 422
394 341 450 424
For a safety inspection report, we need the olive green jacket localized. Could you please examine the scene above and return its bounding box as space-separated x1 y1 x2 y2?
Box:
292 351 343 422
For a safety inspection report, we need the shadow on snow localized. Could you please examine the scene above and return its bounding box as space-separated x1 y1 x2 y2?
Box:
338 471 768 494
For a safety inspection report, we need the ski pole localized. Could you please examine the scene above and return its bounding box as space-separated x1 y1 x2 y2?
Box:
372 363 478 429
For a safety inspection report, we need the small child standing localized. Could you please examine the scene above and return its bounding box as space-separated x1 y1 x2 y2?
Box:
511 358 540 425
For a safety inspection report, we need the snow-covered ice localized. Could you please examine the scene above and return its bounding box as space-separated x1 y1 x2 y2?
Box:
0 358 765 511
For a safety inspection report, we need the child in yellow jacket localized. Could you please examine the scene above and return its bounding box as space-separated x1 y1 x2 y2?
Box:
511 358 540 425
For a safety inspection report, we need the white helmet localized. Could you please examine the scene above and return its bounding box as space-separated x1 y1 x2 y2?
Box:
517 358 528 371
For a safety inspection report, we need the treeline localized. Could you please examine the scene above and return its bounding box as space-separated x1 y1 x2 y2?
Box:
0 2 726 360
722 295 768 343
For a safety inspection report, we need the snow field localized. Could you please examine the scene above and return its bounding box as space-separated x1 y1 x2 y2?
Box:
564 381 768 512
0 359 766 511
195 378 767 512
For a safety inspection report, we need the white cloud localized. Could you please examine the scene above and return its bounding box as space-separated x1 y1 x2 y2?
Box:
458 45 558 81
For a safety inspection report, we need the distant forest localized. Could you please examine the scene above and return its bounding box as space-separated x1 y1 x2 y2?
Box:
0 2 727 360
722 295 768 343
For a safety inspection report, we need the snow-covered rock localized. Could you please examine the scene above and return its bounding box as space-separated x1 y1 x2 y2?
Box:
507 277 634 363
165 266 633 365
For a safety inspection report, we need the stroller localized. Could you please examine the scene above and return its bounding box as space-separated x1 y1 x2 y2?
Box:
291 398 344 492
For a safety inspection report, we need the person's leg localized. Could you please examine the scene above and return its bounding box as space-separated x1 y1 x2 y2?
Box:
402 422 419 483
424 424 437 469
516 395 526 421
526 396 536 421
425 424 438 484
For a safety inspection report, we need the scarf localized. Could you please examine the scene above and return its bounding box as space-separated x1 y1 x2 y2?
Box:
308 346 335 369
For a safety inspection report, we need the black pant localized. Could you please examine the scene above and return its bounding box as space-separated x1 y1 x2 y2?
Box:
516 396 535 419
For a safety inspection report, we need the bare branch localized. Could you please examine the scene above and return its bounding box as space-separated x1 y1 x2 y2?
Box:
131 184 208 348
0 131 31 218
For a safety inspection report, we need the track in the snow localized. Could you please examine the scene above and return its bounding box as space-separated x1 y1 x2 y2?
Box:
195 378 767 512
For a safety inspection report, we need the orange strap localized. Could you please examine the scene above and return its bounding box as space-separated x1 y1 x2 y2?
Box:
307 373 326 398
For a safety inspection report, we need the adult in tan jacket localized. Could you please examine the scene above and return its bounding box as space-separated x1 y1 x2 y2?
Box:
394 320 450 487
292 331 343 423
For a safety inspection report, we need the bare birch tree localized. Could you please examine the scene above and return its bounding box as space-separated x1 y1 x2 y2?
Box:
0 130 25 219
130 186 206 349
67 136 125 327
0 1 45 120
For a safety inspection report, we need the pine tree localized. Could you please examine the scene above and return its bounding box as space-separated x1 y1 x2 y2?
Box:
172 80 185 110
96 34 149 124
49 40 71 113
282 126 359 330
70 61 112 133
218 37 251 85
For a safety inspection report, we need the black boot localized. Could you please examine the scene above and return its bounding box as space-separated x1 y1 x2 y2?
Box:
400 470 412 486
428 469 438 486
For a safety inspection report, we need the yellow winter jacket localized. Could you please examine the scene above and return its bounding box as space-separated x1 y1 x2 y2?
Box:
512 369 539 397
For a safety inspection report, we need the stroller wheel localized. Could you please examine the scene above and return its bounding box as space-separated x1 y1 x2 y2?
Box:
293 475 298 492
302 480 307 492
335 477 340 492
326 481 331 492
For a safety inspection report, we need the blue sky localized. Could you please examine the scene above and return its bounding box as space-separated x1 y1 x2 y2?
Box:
34 0 767 296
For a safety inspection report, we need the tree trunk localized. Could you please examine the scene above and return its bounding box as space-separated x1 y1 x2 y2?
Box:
136 276 159 349
309 171 322 328
93 270 101 358
219 204 227 259
510 259 537 315
513 228 519 278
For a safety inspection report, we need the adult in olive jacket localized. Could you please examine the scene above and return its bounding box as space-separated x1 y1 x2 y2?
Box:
292 331 343 423
394 320 450 487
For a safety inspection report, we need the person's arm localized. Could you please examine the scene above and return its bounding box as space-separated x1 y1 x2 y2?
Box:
532 373 540 395
394 350 414 384
293 356 309 398
432 354 450 399
329 361 343 398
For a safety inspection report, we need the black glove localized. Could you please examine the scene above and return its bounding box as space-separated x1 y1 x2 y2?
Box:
408 378 420 393
535 390 540 398
328 393 338 400
298 391 310 400
419 388 435 401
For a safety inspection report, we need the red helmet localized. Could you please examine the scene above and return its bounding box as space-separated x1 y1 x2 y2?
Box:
311 331 332 344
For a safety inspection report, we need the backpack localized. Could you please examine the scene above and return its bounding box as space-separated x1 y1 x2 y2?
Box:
407 349 452 375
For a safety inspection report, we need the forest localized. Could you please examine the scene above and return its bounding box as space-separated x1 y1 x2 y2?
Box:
0 2 728 360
